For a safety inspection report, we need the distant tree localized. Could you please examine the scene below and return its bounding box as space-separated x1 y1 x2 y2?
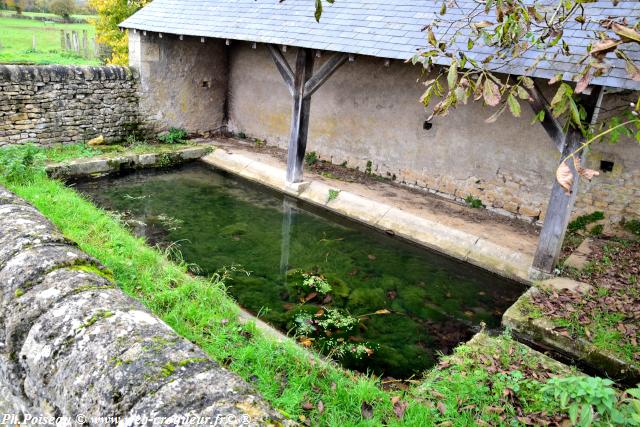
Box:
50 0 74 20
6 0 24 14
90 0 149 65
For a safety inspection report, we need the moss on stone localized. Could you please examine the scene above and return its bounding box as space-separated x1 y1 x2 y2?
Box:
69 264 114 282
14 288 25 298
78 309 114 330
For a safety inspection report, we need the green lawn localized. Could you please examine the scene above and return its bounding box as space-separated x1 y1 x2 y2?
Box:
0 11 97 21
0 15 99 65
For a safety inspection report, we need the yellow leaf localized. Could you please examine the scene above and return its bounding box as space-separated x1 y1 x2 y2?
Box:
482 79 501 107
573 157 600 181
374 309 391 315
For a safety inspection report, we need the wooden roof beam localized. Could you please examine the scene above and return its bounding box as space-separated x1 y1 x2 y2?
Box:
267 44 295 96
526 83 565 153
303 52 348 99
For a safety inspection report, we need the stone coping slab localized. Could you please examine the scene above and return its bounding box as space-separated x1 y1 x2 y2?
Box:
46 146 212 179
201 148 532 284
0 186 291 425
502 279 640 384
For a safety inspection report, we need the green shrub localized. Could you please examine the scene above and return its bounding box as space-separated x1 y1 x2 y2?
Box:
624 219 640 237
304 151 318 166
542 376 640 426
0 144 45 184
568 211 604 233
589 224 604 236
464 195 484 208
327 188 340 202
157 128 188 144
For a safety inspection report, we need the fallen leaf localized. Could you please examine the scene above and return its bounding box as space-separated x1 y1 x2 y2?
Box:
486 406 505 414
361 402 374 419
393 399 408 419
317 400 324 414
303 292 318 302
374 309 391 315
612 22 640 43
299 338 313 347
437 401 447 415
331 382 337 391
368 254 377 260
302 401 314 411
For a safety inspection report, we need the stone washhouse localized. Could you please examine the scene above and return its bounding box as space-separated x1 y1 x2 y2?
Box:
120 0 640 278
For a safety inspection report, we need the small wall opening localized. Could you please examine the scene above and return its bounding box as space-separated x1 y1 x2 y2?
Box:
600 160 614 173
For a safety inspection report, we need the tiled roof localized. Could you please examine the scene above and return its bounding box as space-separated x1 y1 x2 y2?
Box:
120 0 640 90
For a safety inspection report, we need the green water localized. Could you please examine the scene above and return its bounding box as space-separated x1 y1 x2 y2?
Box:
74 163 526 378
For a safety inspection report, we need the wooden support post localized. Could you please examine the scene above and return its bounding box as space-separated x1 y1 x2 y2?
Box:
531 127 581 275
286 48 314 183
530 87 603 277
267 45 349 184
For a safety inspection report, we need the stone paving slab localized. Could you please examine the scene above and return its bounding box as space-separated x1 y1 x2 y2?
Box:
503 279 640 384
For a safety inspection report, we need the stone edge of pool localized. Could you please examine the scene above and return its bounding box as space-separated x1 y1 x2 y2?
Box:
45 146 212 179
200 147 533 285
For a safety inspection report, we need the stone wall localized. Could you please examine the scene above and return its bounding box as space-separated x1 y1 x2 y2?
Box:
0 65 141 146
126 34 639 226
0 186 288 425
226 43 639 226
128 31 228 135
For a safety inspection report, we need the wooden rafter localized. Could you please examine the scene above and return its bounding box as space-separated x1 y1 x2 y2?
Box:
303 52 349 99
267 44 295 96
526 84 566 152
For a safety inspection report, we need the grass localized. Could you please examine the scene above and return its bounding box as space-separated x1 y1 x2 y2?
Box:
41 142 198 163
0 15 99 65
1 143 636 425
0 11 98 21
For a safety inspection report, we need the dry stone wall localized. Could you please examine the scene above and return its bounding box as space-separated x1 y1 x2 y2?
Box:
0 186 289 426
0 65 142 147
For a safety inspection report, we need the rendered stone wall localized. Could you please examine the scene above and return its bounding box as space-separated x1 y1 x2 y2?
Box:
0 186 288 425
0 65 141 146
128 31 228 135
226 43 640 226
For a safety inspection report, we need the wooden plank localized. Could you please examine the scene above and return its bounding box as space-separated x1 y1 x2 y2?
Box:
303 52 348 98
526 83 565 152
286 48 314 183
267 44 295 96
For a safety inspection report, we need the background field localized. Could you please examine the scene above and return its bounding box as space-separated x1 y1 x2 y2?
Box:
0 13 99 65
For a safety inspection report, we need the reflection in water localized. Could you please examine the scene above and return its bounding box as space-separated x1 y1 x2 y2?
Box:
280 197 296 279
73 163 526 378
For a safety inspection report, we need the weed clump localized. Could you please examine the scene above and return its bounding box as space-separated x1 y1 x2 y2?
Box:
157 128 188 144
568 211 604 233
0 143 45 184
